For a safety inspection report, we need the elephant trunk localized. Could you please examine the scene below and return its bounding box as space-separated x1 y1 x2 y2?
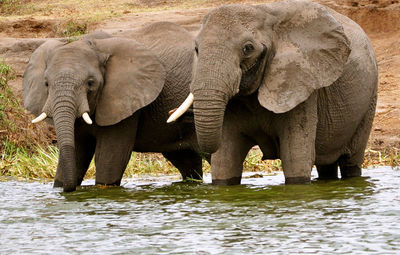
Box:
52 85 78 192
191 46 240 153
193 87 228 153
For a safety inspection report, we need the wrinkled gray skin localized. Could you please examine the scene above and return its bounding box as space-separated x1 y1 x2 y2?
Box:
23 22 203 192
189 1 378 185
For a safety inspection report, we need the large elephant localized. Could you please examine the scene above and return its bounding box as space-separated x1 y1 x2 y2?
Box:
169 1 378 185
23 22 202 192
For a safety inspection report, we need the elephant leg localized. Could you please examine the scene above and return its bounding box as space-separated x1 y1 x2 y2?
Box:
211 127 254 185
339 94 376 179
338 160 361 178
75 135 96 185
95 116 139 186
162 150 203 181
279 93 318 184
316 162 338 180
54 129 95 188
54 165 63 187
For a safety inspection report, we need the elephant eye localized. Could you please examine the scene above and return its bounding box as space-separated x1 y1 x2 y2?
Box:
87 79 95 87
243 43 255 56
45 81 48 87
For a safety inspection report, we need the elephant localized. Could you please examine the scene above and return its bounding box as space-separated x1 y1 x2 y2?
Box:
168 1 378 185
23 22 203 192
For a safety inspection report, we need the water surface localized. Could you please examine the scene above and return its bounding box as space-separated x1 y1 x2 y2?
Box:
1 167 399 254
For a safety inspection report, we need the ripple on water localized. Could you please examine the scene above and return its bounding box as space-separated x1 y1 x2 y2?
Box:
0 167 399 254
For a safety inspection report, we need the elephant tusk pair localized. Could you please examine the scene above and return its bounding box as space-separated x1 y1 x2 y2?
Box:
167 93 194 123
31 112 93 125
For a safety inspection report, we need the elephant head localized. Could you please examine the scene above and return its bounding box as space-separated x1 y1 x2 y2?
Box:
169 0 350 153
23 34 166 192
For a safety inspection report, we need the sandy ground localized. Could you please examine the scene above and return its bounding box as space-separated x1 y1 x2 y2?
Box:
0 0 399 152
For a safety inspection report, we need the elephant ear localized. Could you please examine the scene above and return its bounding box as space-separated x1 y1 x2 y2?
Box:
258 1 351 113
93 38 166 126
22 39 64 116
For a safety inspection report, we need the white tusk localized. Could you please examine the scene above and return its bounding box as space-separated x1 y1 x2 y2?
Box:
82 112 93 125
32 112 47 124
167 93 194 123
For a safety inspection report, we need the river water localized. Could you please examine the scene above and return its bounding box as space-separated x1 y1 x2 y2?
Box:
0 167 399 254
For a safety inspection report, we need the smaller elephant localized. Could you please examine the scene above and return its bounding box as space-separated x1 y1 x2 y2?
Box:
23 22 203 192
169 1 378 185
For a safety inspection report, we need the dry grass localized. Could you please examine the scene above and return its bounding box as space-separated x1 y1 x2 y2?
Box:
363 147 400 168
2 144 397 181
0 61 54 154
0 0 274 19
0 0 276 37
0 145 282 181
0 60 55 179
1 145 181 180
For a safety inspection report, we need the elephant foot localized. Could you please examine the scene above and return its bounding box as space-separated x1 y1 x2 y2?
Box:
212 176 241 185
54 179 85 188
316 163 339 180
63 185 77 193
95 180 121 186
340 165 362 178
162 150 203 182
285 176 311 184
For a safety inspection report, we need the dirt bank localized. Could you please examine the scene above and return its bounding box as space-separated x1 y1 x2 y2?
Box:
0 0 399 152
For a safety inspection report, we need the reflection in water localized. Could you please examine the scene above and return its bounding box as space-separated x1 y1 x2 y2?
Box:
0 167 399 254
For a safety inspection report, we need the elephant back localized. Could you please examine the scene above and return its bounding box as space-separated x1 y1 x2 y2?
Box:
124 22 195 119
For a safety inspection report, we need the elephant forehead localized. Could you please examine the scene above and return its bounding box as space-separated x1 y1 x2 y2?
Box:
47 47 99 75
52 70 86 83
202 4 262 32
51 44 96 62
46 60 91 80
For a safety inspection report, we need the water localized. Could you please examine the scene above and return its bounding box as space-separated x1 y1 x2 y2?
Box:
0 167 399 254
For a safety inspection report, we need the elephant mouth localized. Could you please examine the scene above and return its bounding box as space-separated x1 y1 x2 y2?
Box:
238 44 272 96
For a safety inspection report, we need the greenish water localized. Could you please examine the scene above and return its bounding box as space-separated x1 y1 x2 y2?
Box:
0 167 399 254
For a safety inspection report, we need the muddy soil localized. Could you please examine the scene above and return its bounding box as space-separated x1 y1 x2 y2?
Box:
0 0 399 151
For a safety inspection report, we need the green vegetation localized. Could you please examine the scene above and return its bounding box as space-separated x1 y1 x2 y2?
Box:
1 145 57 179
0 60 53 179
0 60 25 152
59 20 88 38
0 60 18 112
1 144 182 180
363 148 400 168
244 148 281 173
